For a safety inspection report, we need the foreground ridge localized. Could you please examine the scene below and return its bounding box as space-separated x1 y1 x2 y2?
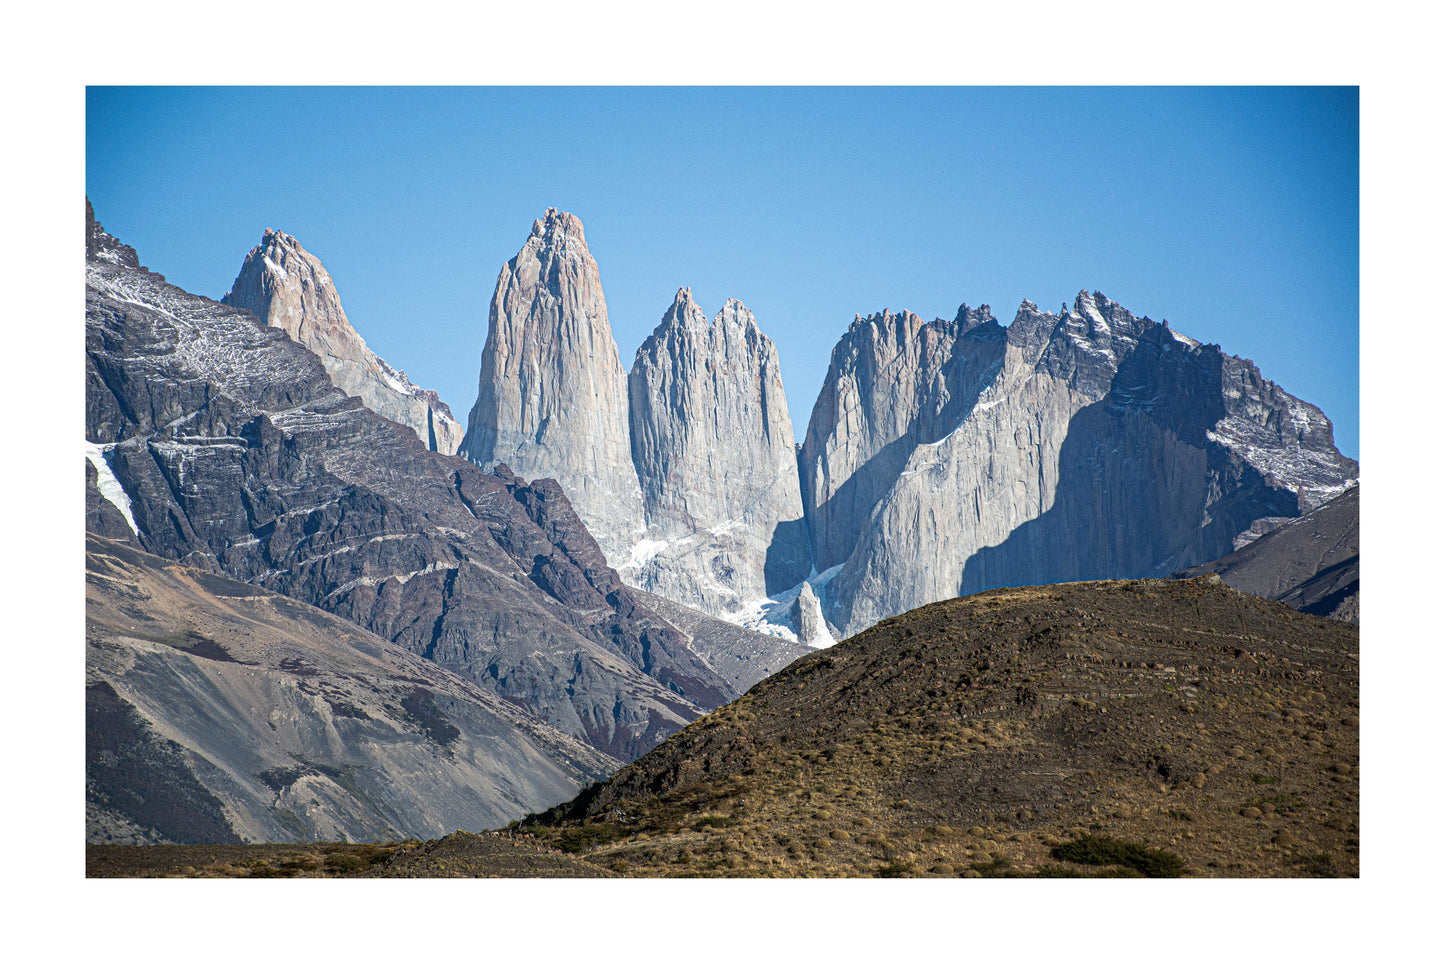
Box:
521 577 1359 878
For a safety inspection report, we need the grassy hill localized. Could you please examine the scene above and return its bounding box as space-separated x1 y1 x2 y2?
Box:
518 576 1359 877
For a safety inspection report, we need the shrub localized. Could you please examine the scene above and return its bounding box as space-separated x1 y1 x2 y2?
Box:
694 815 738 830
1051 834 1186 878
1288 853 1336 878
1246 792 1304 814
554 823 617 854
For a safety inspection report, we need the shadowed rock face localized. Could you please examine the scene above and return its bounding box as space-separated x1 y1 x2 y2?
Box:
1175 483 1359 623
625 288 811 613
85 202 764 764
805 292 1358 637
800 304 1003 574
459 208 644 565
85 533 619 843
222 228 464 455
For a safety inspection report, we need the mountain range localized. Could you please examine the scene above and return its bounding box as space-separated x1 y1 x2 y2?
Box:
85 199 1358 849
457 208 1357 641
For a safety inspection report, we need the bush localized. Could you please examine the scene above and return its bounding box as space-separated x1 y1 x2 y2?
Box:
554 823 617 854
694 815 738 830
1051 834 1186 878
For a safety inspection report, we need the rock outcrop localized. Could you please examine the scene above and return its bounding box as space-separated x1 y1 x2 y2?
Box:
789 582 827 648
807 291 1358 637
86 202 773 766
222 228 464 454
625 288 811 613
459 208 643 564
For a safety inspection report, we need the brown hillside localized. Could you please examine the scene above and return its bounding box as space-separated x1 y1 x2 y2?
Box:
522 576 1359 877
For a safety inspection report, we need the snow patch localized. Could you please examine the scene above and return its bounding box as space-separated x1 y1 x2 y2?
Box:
711 565 842 648
714 597 799 643
85 441 139 536
625 537 675 570
380 370 411 395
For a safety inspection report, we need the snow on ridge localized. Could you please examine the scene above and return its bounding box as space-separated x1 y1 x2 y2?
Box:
380 370 412 395
85 441 139 537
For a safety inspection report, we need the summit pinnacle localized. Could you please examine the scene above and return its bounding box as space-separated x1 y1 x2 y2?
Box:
222 229 464 454
459 208 644 565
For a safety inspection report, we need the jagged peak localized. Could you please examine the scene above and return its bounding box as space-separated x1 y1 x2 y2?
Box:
233 228 335 294
85 197 144 271
242 228 291 261
851 307 924 331
1073 289 1112 323
955 302 998 333
713 297 758 331
529 207 588 247
259 226 303 249
658 286 708 332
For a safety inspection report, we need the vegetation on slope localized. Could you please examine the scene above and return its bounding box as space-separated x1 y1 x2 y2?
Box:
518 576 1359 877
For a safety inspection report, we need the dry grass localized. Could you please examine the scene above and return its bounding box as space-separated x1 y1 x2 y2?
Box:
520 578 1359 878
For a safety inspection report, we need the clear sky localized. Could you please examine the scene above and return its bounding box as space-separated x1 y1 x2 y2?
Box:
85 86 1359 458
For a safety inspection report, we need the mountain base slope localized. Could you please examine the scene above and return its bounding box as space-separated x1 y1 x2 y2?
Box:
522 577 1360 877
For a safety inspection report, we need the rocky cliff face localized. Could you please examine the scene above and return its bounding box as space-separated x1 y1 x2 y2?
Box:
808 291 1358 636
222 228 464 455
625 288 811 614
85 203 768 767
800 304 1003 574
459 208 643 564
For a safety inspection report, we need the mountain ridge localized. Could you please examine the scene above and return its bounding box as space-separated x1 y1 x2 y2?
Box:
85 202 791 772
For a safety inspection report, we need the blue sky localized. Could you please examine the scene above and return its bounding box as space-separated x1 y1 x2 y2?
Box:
85 86 1359 458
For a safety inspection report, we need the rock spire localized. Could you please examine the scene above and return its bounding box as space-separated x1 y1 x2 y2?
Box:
626 288 811 613
222 228 464 454
459 208 643 564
